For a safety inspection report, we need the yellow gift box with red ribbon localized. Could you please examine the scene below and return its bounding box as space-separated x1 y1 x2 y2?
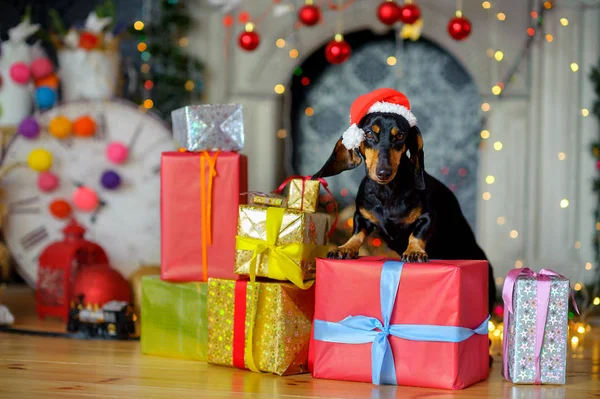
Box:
207 278 314 375
234 206 330 287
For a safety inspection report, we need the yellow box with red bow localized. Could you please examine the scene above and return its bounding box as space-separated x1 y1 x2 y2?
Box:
207 278 314 375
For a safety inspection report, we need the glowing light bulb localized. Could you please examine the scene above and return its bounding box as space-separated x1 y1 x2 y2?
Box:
387 56 397 66
493 141 503 151
492 85 502 95
134 21 144 31
497 13 506 21
276 38 286 48
509 230 518 238
571 63 579 72
481 130 490 139
558 152 566 160
184 80 195 91
546 34 553 42
560 18 569 26
515 260 523 268
497 216 506 225
289 49 299 59
560 199 569 208
274 84 285 94
574 283 582 291
582 108 590 117
482 192 491 201
277 129 287 139
143 99 153 109
593 297 600 306
486 175 495 184
305 107 315 116
481 103 491 112
575 241 582 249
577 325 585 334
494 51 504 61
488 321 496 332
585 262 592 270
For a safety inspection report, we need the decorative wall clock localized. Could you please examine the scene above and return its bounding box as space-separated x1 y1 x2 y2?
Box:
1 99 173 286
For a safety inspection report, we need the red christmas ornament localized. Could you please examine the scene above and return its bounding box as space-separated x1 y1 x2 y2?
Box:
72 265 132 307
238 24 260 52
298 3 321 26
448 15 472 41
399 3 421 25
596 160 600 170
325 36 351 64
79 32 99 50
377 1 401 26
36 219 109 322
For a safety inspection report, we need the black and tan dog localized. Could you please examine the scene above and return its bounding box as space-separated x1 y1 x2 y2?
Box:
313 89 497 312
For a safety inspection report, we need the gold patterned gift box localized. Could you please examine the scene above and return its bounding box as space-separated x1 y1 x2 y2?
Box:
140 276 207 361
287 178 320 213
235 205 330 287
207 278 314 375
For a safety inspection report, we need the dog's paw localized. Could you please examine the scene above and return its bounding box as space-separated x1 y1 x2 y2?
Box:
400 249 428 263
327 247 359 260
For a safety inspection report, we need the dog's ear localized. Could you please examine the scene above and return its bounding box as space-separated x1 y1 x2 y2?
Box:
312 138 363 178
407 125 425 190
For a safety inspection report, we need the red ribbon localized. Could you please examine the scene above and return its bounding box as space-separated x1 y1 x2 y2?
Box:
233 280 247 370
274 175 338 238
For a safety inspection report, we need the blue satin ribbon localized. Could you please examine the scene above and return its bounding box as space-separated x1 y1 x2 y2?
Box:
313 261 490 385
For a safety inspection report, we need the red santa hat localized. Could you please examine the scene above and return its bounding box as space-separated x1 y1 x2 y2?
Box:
341 88 417 149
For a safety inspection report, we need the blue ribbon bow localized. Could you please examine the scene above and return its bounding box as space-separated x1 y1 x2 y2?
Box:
313 261 490 385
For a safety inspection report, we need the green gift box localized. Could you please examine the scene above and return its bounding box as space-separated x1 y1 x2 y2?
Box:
141 276 207 360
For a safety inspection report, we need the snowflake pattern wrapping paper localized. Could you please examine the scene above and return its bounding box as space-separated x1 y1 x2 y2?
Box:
505 276 570 384
171 104 244 152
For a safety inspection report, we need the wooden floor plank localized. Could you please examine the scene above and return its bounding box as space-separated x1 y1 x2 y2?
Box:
1 286 599 398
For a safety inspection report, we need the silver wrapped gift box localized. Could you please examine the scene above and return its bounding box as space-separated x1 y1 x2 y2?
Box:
171 104 244 152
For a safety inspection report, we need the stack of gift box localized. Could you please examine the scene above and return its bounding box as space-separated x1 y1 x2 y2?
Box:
140 104 576 389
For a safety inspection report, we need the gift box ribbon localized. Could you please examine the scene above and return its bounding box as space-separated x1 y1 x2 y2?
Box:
236 206 327 289
274 175 338 238
501 267 579 384
232 280 260 372
199 150 221 281
313 261 490 385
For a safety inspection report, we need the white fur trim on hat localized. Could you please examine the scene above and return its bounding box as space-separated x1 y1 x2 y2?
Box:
341 123 365 149
367 101 418 127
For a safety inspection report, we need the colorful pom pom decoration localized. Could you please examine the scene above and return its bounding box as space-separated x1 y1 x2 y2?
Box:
37 171 60 192
27 149 53 172
35 74 59 89
106 142 129 164
100 170 121 190
35 87 57 109
49 116 72 139
18 116 40 139
30 57 54 80
49 199 72 219
73 187 99 212
73 115 97 137
9 62 30 85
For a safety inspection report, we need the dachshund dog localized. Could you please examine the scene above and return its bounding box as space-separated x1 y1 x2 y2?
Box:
313 111 497 313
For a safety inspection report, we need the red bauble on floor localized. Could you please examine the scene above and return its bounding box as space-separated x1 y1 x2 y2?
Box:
238 30 260 51
399 3 421 25
377 1 401 25
298 4 321 26
72 265 131 307
325 38 351 64
448 16 472 41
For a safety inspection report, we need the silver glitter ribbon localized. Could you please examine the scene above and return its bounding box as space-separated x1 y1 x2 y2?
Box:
171 104 244 152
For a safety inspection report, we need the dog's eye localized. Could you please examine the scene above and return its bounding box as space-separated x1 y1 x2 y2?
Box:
397 133 405 140
366 131 374 138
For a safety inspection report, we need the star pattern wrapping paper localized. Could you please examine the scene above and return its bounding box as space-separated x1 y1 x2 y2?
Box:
171 104 244 152
207 278 314 375
287 179 320 213
234 205 330 281
506 276 570 384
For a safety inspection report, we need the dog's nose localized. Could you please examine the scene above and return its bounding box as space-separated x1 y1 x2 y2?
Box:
376 167 392 180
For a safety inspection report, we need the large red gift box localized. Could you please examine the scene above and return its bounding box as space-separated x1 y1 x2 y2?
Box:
161 151 247 281
310 258 490 390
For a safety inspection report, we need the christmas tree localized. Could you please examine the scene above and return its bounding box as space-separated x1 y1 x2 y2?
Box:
127 0 204 121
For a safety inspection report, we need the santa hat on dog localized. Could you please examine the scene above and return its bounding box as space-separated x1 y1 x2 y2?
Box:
341 88 417 150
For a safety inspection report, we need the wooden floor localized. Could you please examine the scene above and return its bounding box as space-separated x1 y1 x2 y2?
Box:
1 286 599 398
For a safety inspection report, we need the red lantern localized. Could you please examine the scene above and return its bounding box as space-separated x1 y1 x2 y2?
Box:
78 32 99 50
448 15 472 41
377 1 401 25
325 35 351 64
399 3 421 25
72 265 131 307
298 3 321 26
238 23 260 52
36 219 109 322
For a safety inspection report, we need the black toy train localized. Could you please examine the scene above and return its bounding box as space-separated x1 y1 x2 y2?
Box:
67 295 136 340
